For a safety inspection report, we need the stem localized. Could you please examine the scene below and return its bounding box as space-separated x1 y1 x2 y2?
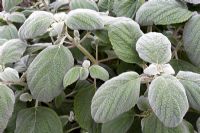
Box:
76 43 97 64
98 57 118 63
147 25 153 32
66 126 80 133
65 91 77 98
35 100 39 107
41 0 50 11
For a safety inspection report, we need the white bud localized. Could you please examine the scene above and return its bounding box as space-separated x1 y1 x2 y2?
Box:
144 64 160 76
82 60 90 68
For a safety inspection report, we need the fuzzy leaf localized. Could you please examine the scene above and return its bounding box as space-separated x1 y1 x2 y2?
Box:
142 114 194 133
2 0 22 11
148 75 189 127
136 32 172 64
79 67 89 80
177 71 200 111
70 0 99 11
18 11 55 40
0 39 27 65
98 0 114 11
66 9 104 30
27 45 74 102
136 0 193 26
19 93 32 102
0 67 19 82
0 84 15 133
74 83 95 130
108 18 143 63
183 14 200 67
63 66 81 88
91 72 140 123
89 65 109 81
113 0 143 18
102 111 134 133
0 24 18 39
6 12 26 23
15 107 63 133
137 96 150 111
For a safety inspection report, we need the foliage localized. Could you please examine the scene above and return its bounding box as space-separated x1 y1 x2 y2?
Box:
0 0 200 133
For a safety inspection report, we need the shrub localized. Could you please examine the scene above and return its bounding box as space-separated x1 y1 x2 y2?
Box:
0 0 200 133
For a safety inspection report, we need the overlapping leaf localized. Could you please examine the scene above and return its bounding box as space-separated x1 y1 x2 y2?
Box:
18 11 55 40
0 84 15 133
136 32 172 64
108 18 143 63
0 24 18 39
183 0 200 4
27 45 74 102
0 39 27 65
148 75 189 127
70 0 99 11
183 14 200 67
15 107 63 133
136 0 193 26
66 9 104 30
91 72 140 123
89 65 109 81
177 71 200 111
2 0 23 11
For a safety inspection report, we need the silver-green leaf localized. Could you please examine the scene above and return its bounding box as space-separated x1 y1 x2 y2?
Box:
89 65 109 81
108 18 143 63
136 32 172 64
91 72 140 123
0 24 18 39
6 12 26 23
148 75 189 127
63 66 81 88
14 107 63 133
142 114 194 133
183 14 200 67
70 0 99 11
177 71 200 111
27 45 74 102
0 84 15 133
0 67 19 82
19 11 55 40
2 0 23 11
113 0 143 18
136 0 193 26
0 39 27 65
183 0 200 4
66 9 104 30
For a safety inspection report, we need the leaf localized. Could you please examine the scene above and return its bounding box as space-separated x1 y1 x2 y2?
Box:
74 83 95 130
142 113 194 133
0 67 19 82
170 59 200 74
108 18 143 63
2 0 23 11
79 67 89 80
183 0 200 4
19 93 32 102
113 0 143 18
137 96 150 111
0 24 18 39
6 12 26 23
70 0 99 11
25 43 52 54
55 92 65 108
102 111 134 133
91 72 140 123
0 39 7 46
148 75 189 127
98 0 114 11
0 84 15 133
136 32 172 64
183 14 200 67
27 45 74 102
18 11 55 40
0 39 27 65
136 0 193 26
66 9 104 30
14 107 63 133
89 65 109 81
63 66 81 88
177 71 200 112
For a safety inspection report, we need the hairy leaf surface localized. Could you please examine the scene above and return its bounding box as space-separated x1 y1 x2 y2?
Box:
148 75 189 127
70 0 99 11
91 72 140 123
108 18 143 63
136 0 193 26
89 65 109 81
27 45 74 102
136 32 171 64
0 24 18 39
